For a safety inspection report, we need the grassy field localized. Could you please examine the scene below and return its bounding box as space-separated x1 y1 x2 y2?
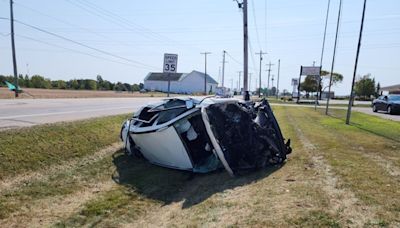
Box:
0 107 399 227
0 87 179 99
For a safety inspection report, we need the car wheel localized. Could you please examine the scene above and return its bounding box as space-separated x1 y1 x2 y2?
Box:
387 105 393 115
373 105 377 112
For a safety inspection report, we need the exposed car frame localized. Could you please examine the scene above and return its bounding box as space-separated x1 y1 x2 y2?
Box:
121 97 291 176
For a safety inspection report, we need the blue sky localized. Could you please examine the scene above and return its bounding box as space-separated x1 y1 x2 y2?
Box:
0 0 399 95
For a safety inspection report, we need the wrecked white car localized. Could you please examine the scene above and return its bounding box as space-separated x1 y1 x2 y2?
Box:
120 97 291 176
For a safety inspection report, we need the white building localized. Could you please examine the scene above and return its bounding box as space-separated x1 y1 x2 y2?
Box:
144 70 218 94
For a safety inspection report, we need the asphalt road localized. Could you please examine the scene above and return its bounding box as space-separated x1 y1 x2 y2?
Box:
0 97 398 130
0 97 165 130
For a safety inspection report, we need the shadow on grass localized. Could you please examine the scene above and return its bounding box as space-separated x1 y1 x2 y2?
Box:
111 152 284 209
326 112 400 143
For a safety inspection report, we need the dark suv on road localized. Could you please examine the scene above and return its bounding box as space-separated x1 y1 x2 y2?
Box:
372 95 400 115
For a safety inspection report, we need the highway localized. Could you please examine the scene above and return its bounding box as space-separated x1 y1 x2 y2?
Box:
0 97 399 130
0 97 164 130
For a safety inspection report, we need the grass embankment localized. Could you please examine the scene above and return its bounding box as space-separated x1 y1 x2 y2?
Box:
0 115 130 222
1 106 399 227
0 114 129 180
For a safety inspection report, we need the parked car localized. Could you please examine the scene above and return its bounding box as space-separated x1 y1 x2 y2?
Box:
120 97 291 176
372 95 400 114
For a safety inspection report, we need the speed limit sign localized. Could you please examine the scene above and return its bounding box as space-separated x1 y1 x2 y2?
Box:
163 53 178 73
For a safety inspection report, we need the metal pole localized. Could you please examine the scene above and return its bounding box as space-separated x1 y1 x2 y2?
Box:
201 52 211 95
222 50 226 87
276 59 280 99
10 0 18 98
346 0 367 125
255 50 265 97
318 0 331 100
167 73 170 97
243 0 249 101
237 71 242 93
325 0 342 115
297 66 302 103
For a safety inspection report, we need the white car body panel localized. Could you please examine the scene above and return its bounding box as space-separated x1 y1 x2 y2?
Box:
131 126 193 170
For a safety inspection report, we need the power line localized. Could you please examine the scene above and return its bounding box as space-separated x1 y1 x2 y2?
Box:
78 0 175 43
16 34 145 68
65 0 177 46
13 19 159 70
250 0 262 50
13 1 113 41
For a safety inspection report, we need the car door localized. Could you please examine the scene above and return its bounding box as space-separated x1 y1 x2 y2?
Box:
376 96 384 110
382 96 389 111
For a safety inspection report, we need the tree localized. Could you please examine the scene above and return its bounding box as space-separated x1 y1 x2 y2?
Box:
354 74 375 100
71 79 79 90
132 83 140 91
319 70 344 99
300 75 319 98
375 82 381 97
271 87 277 96
24 75 31 88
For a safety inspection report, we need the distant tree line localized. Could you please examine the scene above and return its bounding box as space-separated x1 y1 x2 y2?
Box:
0 74 144 92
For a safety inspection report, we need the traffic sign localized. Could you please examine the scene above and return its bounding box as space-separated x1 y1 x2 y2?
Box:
301 66 321 76
163 53 178 73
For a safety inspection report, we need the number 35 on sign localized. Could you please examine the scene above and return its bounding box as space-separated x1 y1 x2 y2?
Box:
163 53 178 73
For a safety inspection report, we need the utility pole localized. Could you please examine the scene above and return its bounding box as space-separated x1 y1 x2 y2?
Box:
276 59 280 99
235 0 249 100
255 50 266 97
237 71 242 92
200 52 211 95
266 61 274 96
325 0 342 115
10 0 18 98
221 50 228 87
346 0 367 125
318 0 331 100
271 75 275 96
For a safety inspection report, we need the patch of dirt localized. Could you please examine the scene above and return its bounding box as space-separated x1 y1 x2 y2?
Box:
285 112 378 227
0 143 122 194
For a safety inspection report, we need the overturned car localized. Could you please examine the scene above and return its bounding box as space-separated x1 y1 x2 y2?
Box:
120 97 291 176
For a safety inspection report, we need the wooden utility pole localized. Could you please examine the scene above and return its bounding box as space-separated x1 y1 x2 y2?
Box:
200 52 211 95
255 50 266 97
266 61 274 96
346 0 367 125
10 0 18 98
221 50 227 87
243 0 249 100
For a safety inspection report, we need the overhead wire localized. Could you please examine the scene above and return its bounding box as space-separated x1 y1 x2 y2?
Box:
250 0 262 50
13 18 159 70
16 34 147 68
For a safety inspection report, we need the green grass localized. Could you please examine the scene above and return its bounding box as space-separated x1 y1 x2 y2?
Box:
282 106 400 225
0 114 130 180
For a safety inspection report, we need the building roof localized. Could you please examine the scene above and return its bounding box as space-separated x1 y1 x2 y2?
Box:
381 84 400 92
144 70 218 84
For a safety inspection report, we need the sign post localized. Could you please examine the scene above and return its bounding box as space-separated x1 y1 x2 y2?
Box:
163 53 178 97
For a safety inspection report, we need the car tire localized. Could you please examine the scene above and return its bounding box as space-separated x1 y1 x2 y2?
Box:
373 104 377 112
387 105 393 115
